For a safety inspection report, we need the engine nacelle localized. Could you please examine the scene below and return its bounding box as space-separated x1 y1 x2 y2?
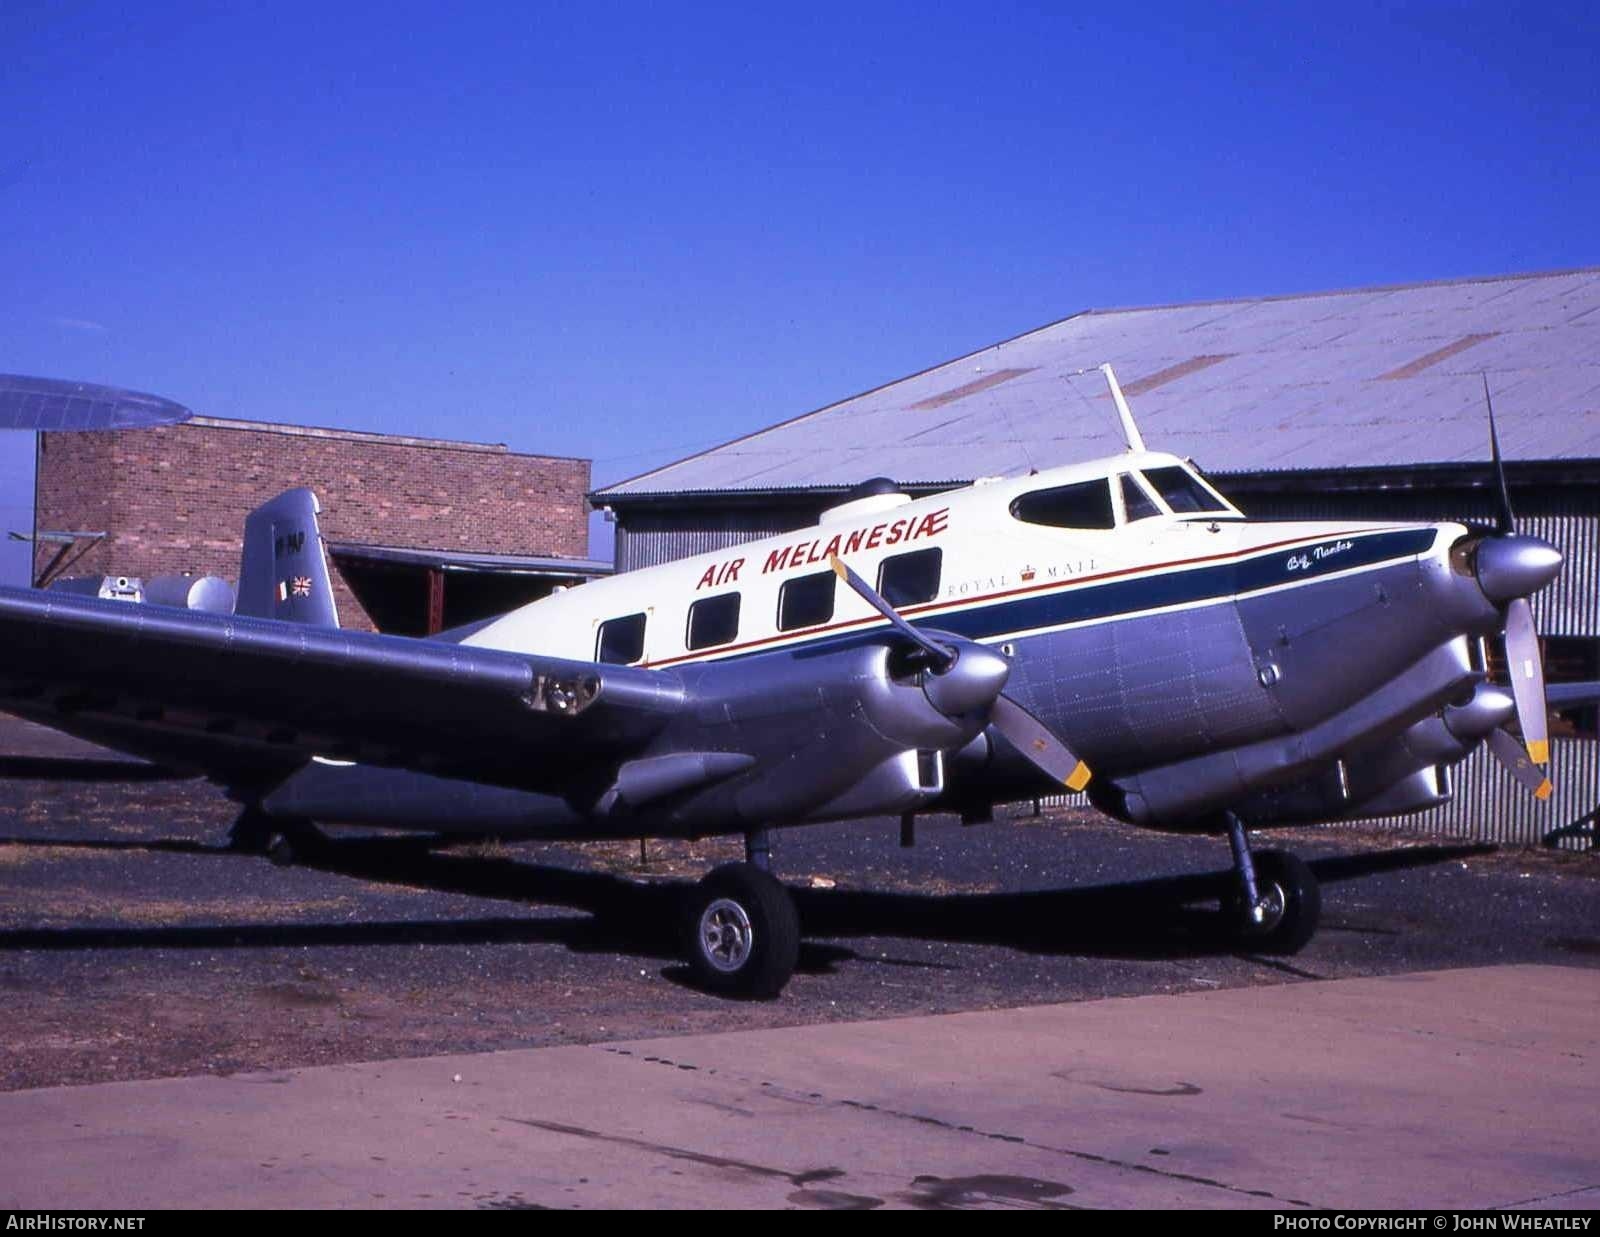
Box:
1353 765 1452 817
1341 682 1512 802
1226 681 1509 825
641 635 1008 829
1105 638 1477 827
1230 760 1455 825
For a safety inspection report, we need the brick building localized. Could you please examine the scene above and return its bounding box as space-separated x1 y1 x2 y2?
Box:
34 416 605 633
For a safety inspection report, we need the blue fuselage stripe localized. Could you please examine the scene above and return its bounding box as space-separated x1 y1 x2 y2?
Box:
710 527 1438 662
931 528 1437 642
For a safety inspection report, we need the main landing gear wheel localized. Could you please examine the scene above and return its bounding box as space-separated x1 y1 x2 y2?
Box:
227 808 276 855
683 862 800 998
1233 848 1321 955
228 809 325 865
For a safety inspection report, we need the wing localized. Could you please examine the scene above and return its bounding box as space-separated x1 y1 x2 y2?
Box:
0 585 684 792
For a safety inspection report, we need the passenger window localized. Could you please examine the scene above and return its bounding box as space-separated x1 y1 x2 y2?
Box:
778 570 835 631
1009 479 1115 529
878 547 942 607
596 613 647 664
687 592 741 650
1120 474 1162 522
1142 466 1227 514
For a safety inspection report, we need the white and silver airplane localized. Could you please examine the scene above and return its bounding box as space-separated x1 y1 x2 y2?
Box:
0 368 1565 995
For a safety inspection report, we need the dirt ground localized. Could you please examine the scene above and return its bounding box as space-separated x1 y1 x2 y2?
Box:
2 714 1596 1092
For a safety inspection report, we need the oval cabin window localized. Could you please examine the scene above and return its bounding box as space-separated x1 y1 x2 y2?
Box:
778 570 836 631
687 592 741 650
596 613 647 664
877 547 943 607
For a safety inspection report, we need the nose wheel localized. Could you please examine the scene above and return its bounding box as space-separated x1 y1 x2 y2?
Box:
682 861 800 998
1223 813 1321 954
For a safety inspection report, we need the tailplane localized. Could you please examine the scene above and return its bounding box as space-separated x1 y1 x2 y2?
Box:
235 488 341 627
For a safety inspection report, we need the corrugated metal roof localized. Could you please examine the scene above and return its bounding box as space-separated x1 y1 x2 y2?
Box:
598 268 1600 499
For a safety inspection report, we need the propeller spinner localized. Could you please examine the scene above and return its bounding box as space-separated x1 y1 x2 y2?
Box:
829 554 1092 793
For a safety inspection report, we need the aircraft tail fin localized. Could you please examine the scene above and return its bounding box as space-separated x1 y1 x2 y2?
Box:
235 488 341 627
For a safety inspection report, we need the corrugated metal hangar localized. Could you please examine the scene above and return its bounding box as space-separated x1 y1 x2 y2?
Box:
595 268 1600 848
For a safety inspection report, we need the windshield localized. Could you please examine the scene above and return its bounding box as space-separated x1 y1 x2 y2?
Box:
1142 466 1228 514
1120 473 1162 522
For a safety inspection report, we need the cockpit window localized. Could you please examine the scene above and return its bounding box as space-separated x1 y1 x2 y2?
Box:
1009 479 1115 529
1119 474 1162 522
1141 466 1227 514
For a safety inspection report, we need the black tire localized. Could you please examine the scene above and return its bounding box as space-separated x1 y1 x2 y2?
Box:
683 862 800 998
267 834 298 866
263 820 327 866
226 808 276 855
1236 849 1321 954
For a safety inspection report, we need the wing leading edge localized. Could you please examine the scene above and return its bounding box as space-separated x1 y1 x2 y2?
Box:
0 585 684 792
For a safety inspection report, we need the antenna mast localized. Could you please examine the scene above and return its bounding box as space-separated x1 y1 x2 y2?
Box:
1100 363 1146 453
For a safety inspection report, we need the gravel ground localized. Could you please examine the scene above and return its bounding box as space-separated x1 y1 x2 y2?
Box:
1 716 1596 1092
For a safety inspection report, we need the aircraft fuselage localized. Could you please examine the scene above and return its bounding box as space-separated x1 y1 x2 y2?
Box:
266 450 1505 837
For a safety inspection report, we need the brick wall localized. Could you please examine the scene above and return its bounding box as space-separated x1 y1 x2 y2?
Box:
35 419 591 630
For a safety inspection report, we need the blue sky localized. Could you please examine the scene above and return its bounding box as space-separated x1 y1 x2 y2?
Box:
3 1 1596 583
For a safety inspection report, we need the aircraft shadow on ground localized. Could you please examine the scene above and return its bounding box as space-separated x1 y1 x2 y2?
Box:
0 756 188 782
0 830 1493 977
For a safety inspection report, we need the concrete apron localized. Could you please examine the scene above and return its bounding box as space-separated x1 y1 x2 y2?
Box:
2 965 1596 1210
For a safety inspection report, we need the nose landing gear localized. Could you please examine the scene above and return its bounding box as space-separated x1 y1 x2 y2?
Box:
1223 811 1321 954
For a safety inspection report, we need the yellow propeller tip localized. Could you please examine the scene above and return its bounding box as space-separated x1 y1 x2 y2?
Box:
1065 762 1092 792
827 554 846 578
1527 740 1549 765
1535 779 1553 801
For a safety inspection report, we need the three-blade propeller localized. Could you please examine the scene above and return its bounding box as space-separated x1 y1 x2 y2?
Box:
1485 727 1552 801
1480 377 1554 799
829 554 1092 793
